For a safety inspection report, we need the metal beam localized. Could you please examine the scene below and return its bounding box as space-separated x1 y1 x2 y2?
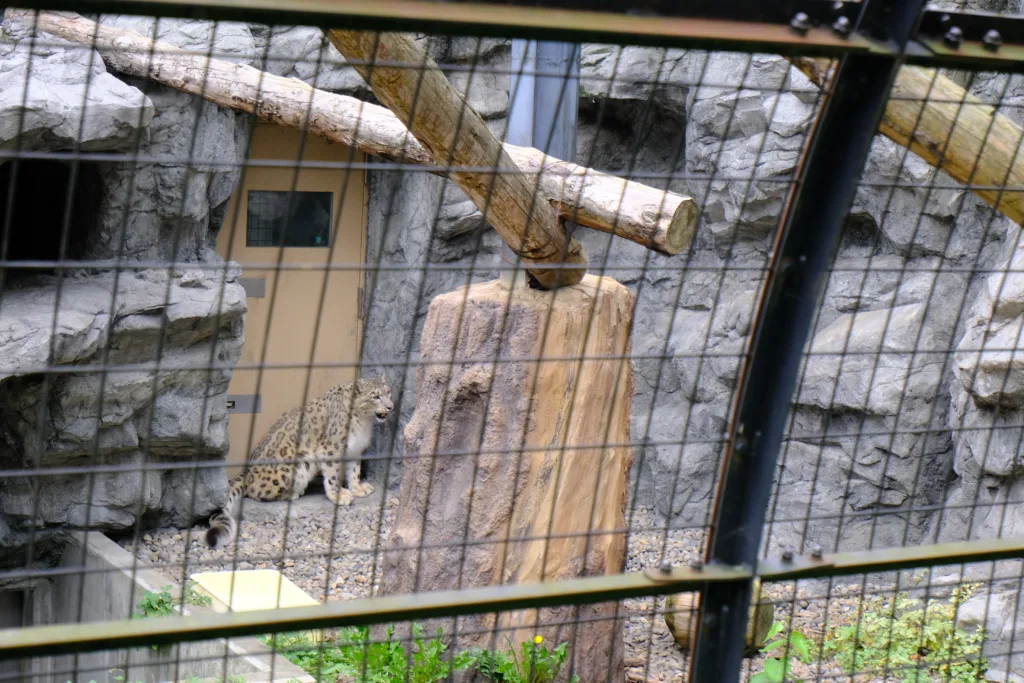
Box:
0 564 751 661
918 8 1024 47
907 9 1024 72
688 1 929 683
13 0 1024 72
661 535 1024 584
3 535 1024 661
4 0 889 56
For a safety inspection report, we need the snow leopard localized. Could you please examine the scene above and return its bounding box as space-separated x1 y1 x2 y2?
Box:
204 375 393 549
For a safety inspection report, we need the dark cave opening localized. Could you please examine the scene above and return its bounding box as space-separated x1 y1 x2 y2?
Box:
0 157 104 283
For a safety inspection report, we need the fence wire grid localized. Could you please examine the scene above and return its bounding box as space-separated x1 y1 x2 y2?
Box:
1 1 1024 683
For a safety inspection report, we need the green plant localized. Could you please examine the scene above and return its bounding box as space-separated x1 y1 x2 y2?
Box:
132 581 214 651
264 630 349 682
134 585 175 619
823 581 986 683
265 625 577 683
134 580 212 619
267 624 472 683
749 620 812 683
461 635 578 683
184 581 214 608
87 676 244 683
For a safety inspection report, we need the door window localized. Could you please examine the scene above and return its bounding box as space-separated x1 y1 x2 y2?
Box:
245 190 332 247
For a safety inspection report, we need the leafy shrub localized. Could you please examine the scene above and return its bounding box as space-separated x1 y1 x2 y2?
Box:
462 635 579 683
134 585 176 619
132 581 214 651
749 619 812 683
267 626 575 683
267 624 471 683
133 580 212 619
823 582 986 683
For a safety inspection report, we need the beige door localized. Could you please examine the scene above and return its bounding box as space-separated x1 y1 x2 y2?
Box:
215 123 368 473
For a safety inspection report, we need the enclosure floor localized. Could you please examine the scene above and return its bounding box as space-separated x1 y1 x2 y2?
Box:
119 490 924 683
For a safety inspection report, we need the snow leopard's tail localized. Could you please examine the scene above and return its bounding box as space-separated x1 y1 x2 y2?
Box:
205 474 246 549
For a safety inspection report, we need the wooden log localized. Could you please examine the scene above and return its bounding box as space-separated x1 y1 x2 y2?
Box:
4 10 698 262
663 578 775 658
789 56 1024 226
379 274 635 683
508 145 697 256
325 29 585 289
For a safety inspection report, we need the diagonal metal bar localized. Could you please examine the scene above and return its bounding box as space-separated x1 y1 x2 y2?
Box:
688 2 929 683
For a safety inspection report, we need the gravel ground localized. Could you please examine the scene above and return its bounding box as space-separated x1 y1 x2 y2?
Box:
120 483 397 603
115 489 955 683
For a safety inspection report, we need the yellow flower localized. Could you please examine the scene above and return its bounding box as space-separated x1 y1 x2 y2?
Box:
533 635 543 645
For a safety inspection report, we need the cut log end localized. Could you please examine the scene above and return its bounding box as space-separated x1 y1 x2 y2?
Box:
662 199 700 256
523 237 589 290
663 582 775 658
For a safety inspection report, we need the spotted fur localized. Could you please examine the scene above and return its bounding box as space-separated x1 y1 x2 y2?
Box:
205 376 393 549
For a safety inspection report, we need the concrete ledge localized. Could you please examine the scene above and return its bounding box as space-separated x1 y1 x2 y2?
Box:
36 531 314 683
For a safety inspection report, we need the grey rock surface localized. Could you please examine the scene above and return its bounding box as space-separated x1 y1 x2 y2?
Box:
3 8 1024 634
0 13 258 564
359 43 1024 562
684 52 817 245
80 16 256 263
255 25 369 96
0 265 244 540
580 44 690 113
778 303 956 551
939 227 1024 547
0 21 154 152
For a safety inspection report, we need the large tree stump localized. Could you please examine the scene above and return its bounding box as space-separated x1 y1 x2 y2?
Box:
379 274 635 683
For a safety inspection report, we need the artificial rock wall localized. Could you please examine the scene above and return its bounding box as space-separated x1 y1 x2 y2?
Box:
0 7 1022 570
358 33 1024 557
0 16 255 565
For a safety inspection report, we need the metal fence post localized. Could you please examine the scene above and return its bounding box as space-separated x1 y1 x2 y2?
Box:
502 37 580 288
688 2 930 682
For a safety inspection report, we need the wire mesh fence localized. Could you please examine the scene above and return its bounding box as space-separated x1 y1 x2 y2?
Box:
2 0 1024 682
